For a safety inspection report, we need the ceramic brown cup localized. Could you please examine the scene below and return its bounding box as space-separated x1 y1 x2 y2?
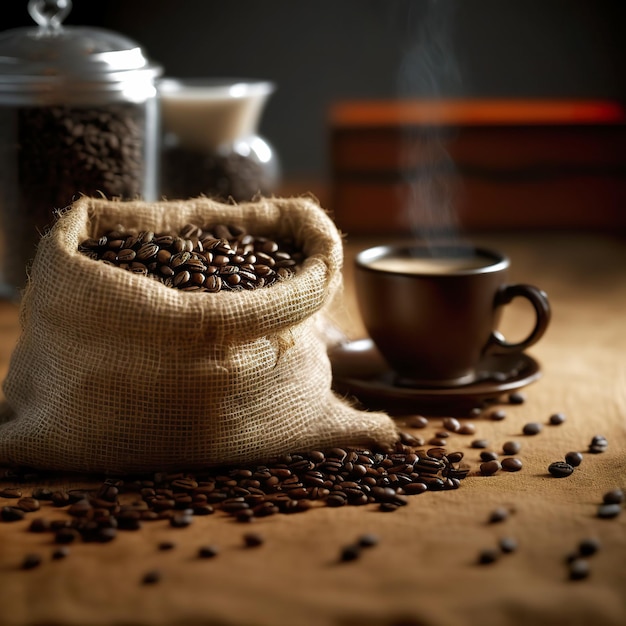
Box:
354 244 551 388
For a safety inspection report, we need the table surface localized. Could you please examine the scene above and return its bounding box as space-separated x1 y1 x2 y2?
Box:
1 230 625 626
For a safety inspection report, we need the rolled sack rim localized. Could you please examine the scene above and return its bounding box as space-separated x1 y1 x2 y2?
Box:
26 195 344 341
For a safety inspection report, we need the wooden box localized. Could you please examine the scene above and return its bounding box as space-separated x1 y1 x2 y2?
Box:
329 100 626 234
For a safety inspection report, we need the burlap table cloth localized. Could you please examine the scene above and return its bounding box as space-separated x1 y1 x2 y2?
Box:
0 232 624 626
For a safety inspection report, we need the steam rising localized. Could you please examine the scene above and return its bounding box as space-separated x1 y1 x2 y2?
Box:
395 0 467 248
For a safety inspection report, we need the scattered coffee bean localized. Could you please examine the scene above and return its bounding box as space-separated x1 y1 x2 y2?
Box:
597 503 622 519
489 409 507 421
379 502 399 512
578 537 601 557
489 507 509 523
158 541 176 551
501 458 523 472
1 506 25 522
442 417 461 432
428 437 447 447
340 544 361 562
52 546 70 560
602 489 624 505
17 497 40 513
142 570 162 585
357 533 379 548
471 439 489 449
480 451 499 462
499 537 518 553
243 532 264 548
407 416 429 429
0 488 22 498
549 412 567 425
29 518 51 533
21 553 42 570
568 558 590 581
55 528 80 544
502 441 521 455
565 451 583 467
522 422 542 436
31 488 53 501
508 392 526 405
548 461 574 478
477 547 499 565
198 545 219 559
457 423 476 435
480 460 501 476
588 435 608 454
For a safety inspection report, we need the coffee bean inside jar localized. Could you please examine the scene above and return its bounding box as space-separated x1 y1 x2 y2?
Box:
78 223 304 292
0 2 161 295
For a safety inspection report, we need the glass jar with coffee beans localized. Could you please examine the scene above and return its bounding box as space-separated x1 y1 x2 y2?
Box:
0 0 162 297
159 79 279 203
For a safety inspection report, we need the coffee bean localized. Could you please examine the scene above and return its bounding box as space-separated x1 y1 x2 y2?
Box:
597 503 622 519
565 451 583 467
501 458 523 472
442 417 461 432
21 553 42 570
549 412 567 425
508 392 526 405
340 544 361 562
52 546 70 560
480 460 501 476
17 497 40 513
578 537 601 557
568 558 590 581
489 409 507 421
378 502 399 512
502 441 521 455
407 416 429 429
588 435 608 454
198 545 219 558
499 537 518 553
471 439 489 449
158 541 176 551
29 518 51 533
602 489 624 505
142 570 162 585
489 507 509 523
480 451 499 462
477 548 499 565
55 528 80 544
243 532 264 548
31 487 53 501
522 422 542 436
1 506 25 521
357 533 379 548
0 488 22 498
457 423 476 435
548 461 574 478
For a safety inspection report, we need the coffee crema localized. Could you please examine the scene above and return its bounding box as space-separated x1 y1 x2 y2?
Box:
365 254 493 275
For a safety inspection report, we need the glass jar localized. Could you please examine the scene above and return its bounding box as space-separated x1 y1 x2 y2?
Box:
0 0 162 297
159 78 279 202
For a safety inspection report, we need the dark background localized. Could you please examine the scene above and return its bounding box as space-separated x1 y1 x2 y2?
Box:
4 0 626 178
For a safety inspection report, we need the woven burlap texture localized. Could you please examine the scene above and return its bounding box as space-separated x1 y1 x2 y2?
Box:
0 196 397 473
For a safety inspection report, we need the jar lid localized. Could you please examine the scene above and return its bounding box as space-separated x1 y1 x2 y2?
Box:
0 0 161 100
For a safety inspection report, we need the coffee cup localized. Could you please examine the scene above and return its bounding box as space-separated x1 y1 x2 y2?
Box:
354 244 551 388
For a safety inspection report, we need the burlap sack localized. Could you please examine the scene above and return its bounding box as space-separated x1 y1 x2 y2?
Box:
0 196 397 473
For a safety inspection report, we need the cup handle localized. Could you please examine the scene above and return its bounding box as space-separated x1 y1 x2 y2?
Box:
484 284 551 355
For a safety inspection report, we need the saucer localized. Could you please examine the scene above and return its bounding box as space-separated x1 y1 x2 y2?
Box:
329 338 541 416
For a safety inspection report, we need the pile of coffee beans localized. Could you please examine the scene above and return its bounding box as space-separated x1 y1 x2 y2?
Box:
0 437 469 557
78 223 303 292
